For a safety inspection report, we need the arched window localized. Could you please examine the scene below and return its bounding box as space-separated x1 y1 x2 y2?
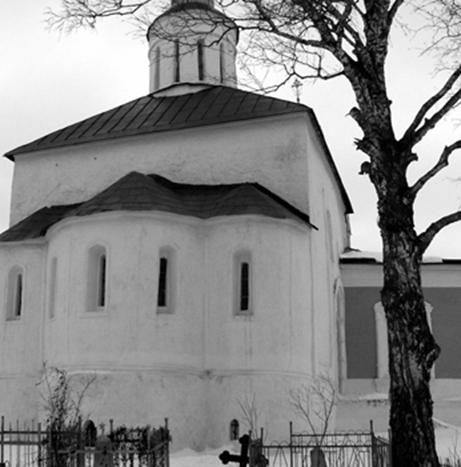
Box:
48 257 58 319
234 251 252 315
83 420 97 447
197 40 205 81
154 46 161 90
374 302 434 379
174 40 180 82
157 247 175 314
87 245 107 312
6 266 24 320
229 419 239 441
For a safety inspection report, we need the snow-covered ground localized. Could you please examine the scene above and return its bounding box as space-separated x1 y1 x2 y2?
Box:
168 425 461 467
170 446 237 467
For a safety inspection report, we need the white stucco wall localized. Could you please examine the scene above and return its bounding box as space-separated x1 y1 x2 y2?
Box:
0 211 319 448
10 114 311 226
0 242 45 420
300 118 350 384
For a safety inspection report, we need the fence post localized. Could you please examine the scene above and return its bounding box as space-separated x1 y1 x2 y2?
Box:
289 421 293 467
370 420 376 467
37 422 42 467
165 418 170 467
388 427 392 467
0 416 4 467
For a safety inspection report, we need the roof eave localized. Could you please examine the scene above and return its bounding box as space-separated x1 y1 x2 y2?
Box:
4 107 309 160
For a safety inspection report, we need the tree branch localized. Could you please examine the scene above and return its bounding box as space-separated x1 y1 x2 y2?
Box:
388 0 406 26
418 210 461 253
410 140 461 195
402 64 461 147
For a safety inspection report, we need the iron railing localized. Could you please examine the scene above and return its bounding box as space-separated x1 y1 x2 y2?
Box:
0 416 170 467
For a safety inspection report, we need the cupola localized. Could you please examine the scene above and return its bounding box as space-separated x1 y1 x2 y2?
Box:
147 0 239 94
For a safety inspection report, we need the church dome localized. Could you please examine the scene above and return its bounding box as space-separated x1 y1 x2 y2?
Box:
147 0 238 93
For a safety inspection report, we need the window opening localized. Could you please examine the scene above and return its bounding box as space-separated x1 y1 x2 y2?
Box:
87 245 107 312
174 40 180 82
229 419 239 441
197 40 205 80
155 47 161 90
219 43 225 83
84 420 97 447
97 254 106 308
157 257 168 308
240 262 249 311
14 273 23 318
6 267 24 320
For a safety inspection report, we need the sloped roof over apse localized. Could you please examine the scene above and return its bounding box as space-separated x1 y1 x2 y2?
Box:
0 172 316 242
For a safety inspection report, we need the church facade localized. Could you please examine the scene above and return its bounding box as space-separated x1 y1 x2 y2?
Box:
1 0 460 450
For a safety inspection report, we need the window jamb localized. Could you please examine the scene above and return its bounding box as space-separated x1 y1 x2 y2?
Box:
197 40 205 81
6 266 24 321
155 46 161 90
157 247 175 314
174 40 180 83
87 245 108 313
234 251 252 316
219 43 225 83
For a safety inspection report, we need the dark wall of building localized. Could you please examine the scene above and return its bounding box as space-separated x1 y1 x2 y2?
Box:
345 287 379 378
425 288 461 378
345 286 461 378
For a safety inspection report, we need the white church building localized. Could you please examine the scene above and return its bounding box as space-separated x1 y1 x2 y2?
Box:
1 0 461 450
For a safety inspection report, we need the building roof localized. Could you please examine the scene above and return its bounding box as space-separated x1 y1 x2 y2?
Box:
4 86 305 159
0 172 314 242
4 85 353 214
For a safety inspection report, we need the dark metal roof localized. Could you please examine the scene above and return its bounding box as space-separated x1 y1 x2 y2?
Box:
5 86 305 159
4 85 353 214
0 204 80 242
0 172 314 242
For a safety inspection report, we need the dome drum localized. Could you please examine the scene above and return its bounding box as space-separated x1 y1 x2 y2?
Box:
147 2 238 92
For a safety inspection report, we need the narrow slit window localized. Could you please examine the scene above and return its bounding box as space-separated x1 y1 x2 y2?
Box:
155 46 161 90
157 257 168 308
97 254 106 308
240 262 249 311
6 266 24 320
219 43 225 83
197 40 205 81
87 245 107 312
14 273 23 318
234 252 252 315
174 40 180 82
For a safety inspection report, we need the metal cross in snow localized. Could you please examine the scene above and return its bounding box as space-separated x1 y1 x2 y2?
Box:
219 434 250 467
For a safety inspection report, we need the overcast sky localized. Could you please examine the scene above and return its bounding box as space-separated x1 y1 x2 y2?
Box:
1 1 460 257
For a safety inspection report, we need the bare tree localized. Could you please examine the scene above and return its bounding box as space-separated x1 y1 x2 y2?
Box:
44 1 461 465
289 375 337 447
237 393 266 440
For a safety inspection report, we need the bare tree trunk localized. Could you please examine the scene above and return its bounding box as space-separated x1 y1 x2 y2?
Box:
378 179 440 467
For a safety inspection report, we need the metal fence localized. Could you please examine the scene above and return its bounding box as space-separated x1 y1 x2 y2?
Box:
0 417 170 467
249 422 390 467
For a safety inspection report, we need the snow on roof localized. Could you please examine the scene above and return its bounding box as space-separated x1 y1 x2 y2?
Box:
340 248 460 264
